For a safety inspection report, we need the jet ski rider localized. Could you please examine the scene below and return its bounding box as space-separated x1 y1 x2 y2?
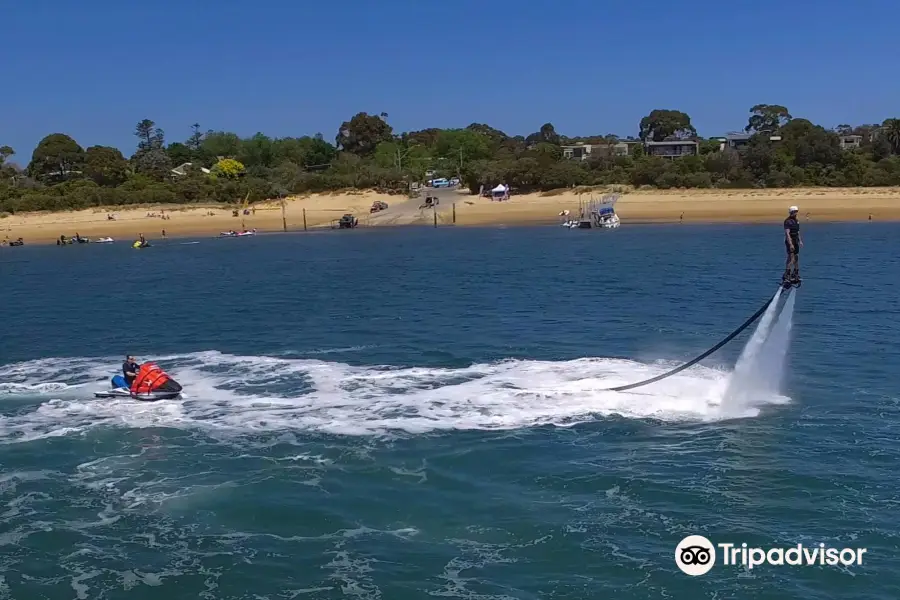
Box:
783 205 803 285
122 355 140 387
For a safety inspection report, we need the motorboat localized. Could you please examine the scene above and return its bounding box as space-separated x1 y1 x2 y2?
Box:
566 194 621 230
597 208 621 229
94 362 183 401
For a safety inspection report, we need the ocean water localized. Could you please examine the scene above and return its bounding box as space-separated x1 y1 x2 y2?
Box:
1 223 898 599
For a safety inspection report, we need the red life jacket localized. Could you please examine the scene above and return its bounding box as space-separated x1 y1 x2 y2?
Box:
130 362 175 394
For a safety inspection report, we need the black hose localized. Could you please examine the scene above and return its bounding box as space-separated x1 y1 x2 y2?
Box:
606 289 785 392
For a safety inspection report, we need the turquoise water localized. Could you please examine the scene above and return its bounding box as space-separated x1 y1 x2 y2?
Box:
1 224 898 599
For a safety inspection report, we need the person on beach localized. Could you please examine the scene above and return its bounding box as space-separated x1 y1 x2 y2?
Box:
783 205 802 284
122 355 140 387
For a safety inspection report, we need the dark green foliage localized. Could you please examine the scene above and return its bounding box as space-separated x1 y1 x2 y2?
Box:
3 106 900 215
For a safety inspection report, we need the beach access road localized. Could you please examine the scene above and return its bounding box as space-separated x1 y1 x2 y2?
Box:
366 185 463 226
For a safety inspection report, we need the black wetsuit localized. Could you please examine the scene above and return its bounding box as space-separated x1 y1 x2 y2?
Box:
122 361 139 386
784 216 800 254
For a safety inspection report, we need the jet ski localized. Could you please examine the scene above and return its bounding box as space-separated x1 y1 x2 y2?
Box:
95 362 182 401
95 237 114 243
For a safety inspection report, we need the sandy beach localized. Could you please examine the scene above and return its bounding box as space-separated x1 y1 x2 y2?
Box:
3 187 899 245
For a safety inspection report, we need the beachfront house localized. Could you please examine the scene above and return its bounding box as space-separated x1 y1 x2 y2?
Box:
720 132 783 152
644 140 699 158
561 143 598 161
839 135 863 150
171 162 211 176
562 141 639 160
726 132 752 150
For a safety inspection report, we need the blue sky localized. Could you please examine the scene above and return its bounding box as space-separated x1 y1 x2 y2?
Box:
4 0 897 160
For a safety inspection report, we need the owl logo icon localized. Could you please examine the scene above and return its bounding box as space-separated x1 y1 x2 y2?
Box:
675 535 716 576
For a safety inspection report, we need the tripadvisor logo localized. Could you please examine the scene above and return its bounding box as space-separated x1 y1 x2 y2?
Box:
676 535 716 576
674 535 867 576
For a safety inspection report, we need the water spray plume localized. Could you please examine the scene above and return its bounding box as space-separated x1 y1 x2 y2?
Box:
722 289 796 413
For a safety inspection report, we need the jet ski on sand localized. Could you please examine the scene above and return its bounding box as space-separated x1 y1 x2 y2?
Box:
95 362 183 401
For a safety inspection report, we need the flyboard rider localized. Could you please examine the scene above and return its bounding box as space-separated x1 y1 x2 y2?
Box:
782 205 803 287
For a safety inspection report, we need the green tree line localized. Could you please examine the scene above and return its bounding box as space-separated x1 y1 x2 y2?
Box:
2 105 900 214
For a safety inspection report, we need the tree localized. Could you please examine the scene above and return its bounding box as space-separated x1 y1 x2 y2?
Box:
746 104 792 134
779 119 842 168
435 129 493 165
28 133 85 182
84 146 128 186
166 142 193 165
335 112 394 155
526 123 560 145
883 118 900 154
238 133 276 169
212 158 246 178
201 131 242 161
187 123 206 152
639 109 696 141
835 124 853 136
132 119 172 180
272 136 336 168
0 145 16 186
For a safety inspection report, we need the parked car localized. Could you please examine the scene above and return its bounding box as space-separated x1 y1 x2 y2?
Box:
370 200 388 213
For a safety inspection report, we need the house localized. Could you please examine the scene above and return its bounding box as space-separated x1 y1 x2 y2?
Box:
561 143 599 161
838 135 862 150
171 162 211 176
614 141 642 156
726 132 752 149
644 140 699 158
561 141 640 160
721 132 783 151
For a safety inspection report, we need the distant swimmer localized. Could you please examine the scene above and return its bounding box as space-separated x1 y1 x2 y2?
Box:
782 206 803 288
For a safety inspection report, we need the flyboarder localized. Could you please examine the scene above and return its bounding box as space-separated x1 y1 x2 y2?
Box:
782 206 802 288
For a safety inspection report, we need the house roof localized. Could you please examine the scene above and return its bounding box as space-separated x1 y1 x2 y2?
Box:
645 140 698 146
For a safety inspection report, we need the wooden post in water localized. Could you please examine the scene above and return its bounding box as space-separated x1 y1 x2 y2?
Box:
281 199 287 232
433 205 437 228
303 208 307 231
452 202 456 224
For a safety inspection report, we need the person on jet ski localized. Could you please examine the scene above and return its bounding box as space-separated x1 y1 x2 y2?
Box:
122 355 140 387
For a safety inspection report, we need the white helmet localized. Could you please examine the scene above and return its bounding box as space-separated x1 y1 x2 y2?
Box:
789 206 799 213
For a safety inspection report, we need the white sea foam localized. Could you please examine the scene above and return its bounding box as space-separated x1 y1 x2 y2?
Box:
0 349 791 443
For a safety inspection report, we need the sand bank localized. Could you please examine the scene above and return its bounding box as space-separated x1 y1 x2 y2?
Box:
2 187 898 245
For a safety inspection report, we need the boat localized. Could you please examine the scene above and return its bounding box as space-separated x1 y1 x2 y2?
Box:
94 362 183 401
596 206 621 229
95 237 114 243
569 193 621 229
